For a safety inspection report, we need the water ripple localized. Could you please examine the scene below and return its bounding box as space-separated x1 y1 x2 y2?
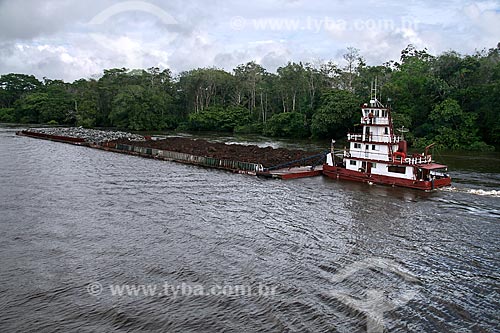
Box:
0 127 498 332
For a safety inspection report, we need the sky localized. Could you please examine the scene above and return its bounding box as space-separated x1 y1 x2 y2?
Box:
0 0 499 82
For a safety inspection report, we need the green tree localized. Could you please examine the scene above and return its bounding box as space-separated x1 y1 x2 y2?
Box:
233 61 266 116
177 68 235 113
383 46 442 139
277 62 308 113
311 90 359 138
0 73 42 108
109 84 173 131
96 68 131 126
72 79 99 128
186 106 250 132
426 98 491 150
0 108 15 122
14 86 73 124
263 112 308 138
340 47 365 92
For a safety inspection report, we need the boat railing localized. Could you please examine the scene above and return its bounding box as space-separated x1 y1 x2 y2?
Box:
346 150 433 164
404 155 432 164
360 117 390 125
347 133 362 141
347 150 392 161
394 155 432 164
348 133 401 143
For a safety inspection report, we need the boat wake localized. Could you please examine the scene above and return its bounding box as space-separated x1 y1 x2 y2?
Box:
440 186 500 197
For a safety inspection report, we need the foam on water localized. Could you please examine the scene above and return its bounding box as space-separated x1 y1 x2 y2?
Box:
440 186 500 197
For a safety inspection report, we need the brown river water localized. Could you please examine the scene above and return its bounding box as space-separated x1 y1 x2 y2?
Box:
0 126 498 332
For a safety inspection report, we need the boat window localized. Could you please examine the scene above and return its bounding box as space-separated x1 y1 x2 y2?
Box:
372 145 376 150
375 110 379 117
382 110 388 117
365 145 369 150
350 160 357 166
371 163 377 168
388 166 406 174
354 143 361 149
384 127 389 135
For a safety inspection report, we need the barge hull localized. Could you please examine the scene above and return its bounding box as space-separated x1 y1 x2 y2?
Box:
322 164 451 190
16 130 87 145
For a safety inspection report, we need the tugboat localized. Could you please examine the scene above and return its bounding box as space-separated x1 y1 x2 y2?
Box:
323 83 451 191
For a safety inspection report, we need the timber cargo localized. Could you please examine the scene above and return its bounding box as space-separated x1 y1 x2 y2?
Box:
94 141 264 174
16 128 324 179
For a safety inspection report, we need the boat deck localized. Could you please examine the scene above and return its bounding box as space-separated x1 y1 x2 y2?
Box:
257 166 323 180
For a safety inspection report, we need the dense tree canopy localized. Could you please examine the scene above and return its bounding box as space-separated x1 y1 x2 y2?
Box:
311 90 359 139
1 44 499 150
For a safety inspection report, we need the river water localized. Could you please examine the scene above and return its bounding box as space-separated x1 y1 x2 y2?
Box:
0 126 498 332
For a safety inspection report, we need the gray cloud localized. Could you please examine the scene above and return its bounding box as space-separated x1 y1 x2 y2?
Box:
0 0 111 40
0 0 498 81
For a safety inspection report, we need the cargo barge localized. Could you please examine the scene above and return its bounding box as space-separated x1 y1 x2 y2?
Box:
17 119 451 190
93 141 264 175
16 129 323 179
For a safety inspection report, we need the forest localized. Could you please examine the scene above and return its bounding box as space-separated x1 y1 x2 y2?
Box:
0 44 499 151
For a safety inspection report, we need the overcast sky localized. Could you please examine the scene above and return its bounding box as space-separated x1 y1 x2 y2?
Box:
0 0 498 82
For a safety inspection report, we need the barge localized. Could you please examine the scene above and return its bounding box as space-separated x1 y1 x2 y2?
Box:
16 129 322 179
17 106 453 190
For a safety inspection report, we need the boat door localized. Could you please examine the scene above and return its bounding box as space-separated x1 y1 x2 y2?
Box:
361 161 370 173
366 162 372 174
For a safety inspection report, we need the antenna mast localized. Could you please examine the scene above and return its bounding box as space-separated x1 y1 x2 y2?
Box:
370 77 383 107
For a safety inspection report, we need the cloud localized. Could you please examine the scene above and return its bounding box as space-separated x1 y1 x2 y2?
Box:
0 0 115 41
0 0 498 81
0 40 103 80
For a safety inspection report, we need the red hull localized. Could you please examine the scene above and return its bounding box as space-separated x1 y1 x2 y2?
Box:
322 164 451 191
17 130 87 145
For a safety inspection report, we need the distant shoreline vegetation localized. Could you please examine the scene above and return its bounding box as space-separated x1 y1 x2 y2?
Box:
1 44 498 151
